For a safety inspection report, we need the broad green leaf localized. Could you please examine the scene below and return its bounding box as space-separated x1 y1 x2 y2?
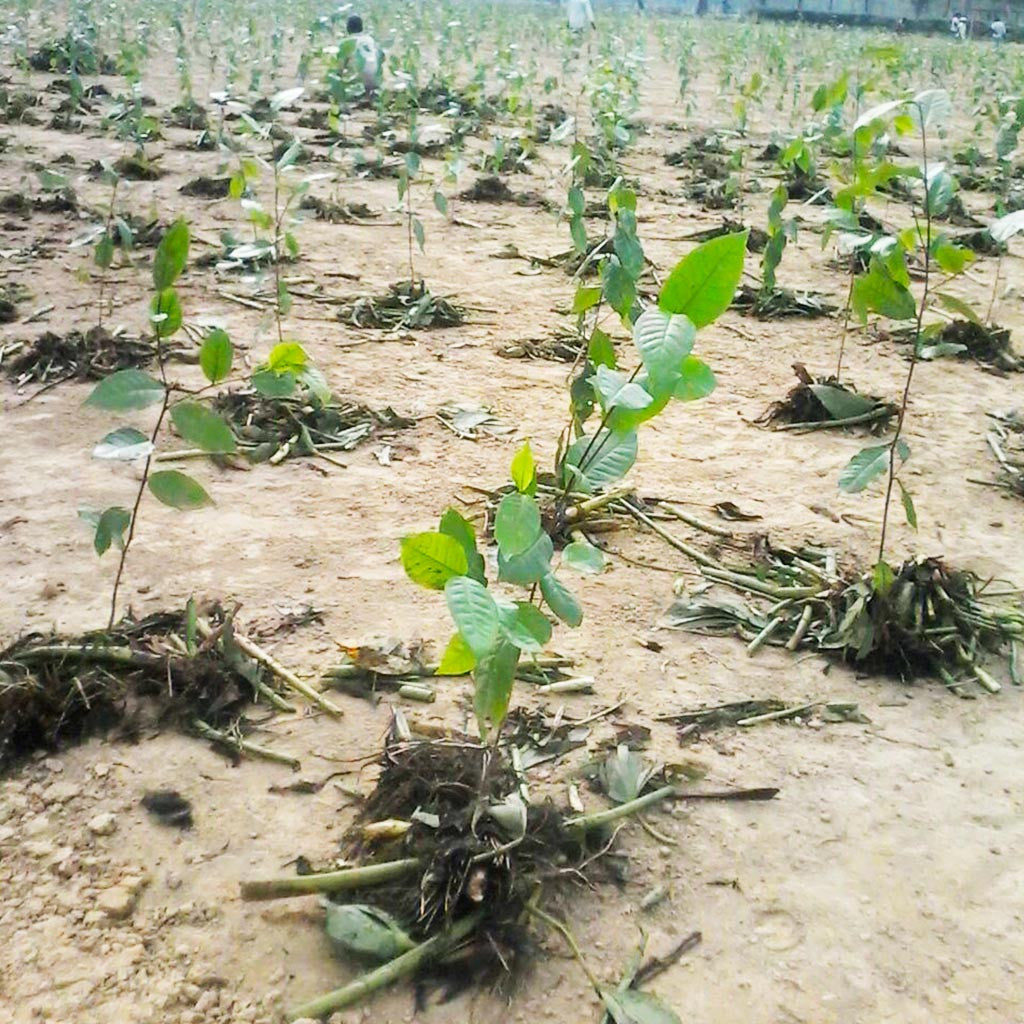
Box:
572 286 602 315
851 260 916 323
94 233 115 270
600 745 658 803
601 257 636 320
510 441 537 496
564 429 638 492
267 341 308 373
562 537 605 574
325 904 414 962
588 328 616 369
170 402 237 453
150 288 183 338
933 242 971 276
989 210 1024 243
79 506 131 556
433 190 448 216
473 640 520 735
838 444 890 493
909 88 951 131
445 576 500 658
933 293 981 326
853 98 904 131
808 385 878 420
199 329 233 384
592 365 653 413
298 365 332 403
926 170 954 218
497 530 554 585
898 479 917 530
152 218 189 290
895 439 910 463
632 308 696 381
567 185 585 217
540 572 583 627
436 633 476 675
673 356 716 401
92 426 153 461
251 368 296 398
613 209 645 280
438 508 485 584
497 601 553 652
85 369 165 411
658 232 747 327
413 218 425 253
400 531 469 590
494 492 543 558
276 140 303 172
148 470 213 509
873 559 895 596
602 988 681 1024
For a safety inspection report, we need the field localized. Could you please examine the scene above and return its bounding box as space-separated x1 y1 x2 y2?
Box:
1 3 1023 1023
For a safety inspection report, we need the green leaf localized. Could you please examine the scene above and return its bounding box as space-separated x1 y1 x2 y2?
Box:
510 441 537 496
540 572 583 627
588 328 616 369
933 293 982 326
433 190 448 216
199 329 233 384
94 233 115 270
276 140 303 172
436 633 476 675
613 209 645 280
808 385 878 420
170 402 237 453
152 218 189 290
600 745 658 804
570 214 588 255
325 904 414 962
149 288 183 338
602 988 681 1024
85 369 165 411
494 492 543 558
564 430 638 492
851 259 916 323
251 368 296 398
148 470 213 510
473 640 520 735
277 280 293 316
298 365 332 403
933 242 971 276
673 356 716 401
632 308 696 382
80 506 131 556
92 426 153 461
562 537 605 574
267 341 307 373
438 509 486 584
659 232 747 327
926 170 954 218
872 559 895 596
400 531 469 590
497 601 553 652
838 444 891 493
909 88 951 131
498 531 554 585
898 479 917 530
413 218 425 253
572 286 603 315
592 365 653 413
445 576 501 658
601 257 637 320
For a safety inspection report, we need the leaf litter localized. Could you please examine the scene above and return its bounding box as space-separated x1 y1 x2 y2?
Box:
338 280 466 331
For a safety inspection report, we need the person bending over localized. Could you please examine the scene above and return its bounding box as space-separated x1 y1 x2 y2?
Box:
344 14 380 97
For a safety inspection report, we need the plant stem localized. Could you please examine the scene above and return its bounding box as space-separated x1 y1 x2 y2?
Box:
192 718 301 768
615 499 726 570
107 374 170 631
287 912 482 1021
239 857 421 901
565 784 678 834
878 108 931 566
834 266 855 382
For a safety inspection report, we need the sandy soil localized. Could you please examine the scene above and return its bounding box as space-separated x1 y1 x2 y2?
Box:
2 17 1023 1024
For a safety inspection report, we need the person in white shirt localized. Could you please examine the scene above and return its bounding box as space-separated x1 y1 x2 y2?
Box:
344 14 380 97
991 18 1007 41
567 0 595 33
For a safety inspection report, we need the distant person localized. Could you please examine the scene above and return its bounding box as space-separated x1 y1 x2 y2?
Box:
991 17 1007 41
567 0 595 32
344 14 380 96
950 12 968 39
